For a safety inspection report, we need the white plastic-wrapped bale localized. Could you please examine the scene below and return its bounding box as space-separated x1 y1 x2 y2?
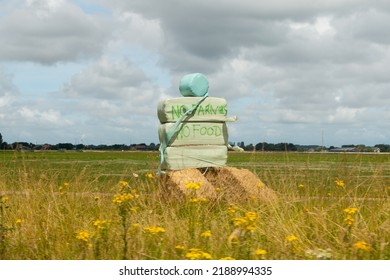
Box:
157 97 228 123
160 145 228 170
159 122 228 147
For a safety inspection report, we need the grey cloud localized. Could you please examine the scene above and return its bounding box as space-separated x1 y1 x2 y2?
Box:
0 1 112 64
63 57 149 99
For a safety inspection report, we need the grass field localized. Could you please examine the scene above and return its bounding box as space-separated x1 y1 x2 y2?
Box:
0 150 389 260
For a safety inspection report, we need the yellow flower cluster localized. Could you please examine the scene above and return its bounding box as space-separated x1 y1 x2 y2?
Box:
343 207 358 226
119 181 129 187
344 215 355 226
185 248 212 260
112 193 138 204
232 211 257 231
175 245 186 251
93 219 109 230
189 197 207 203
227 205 238 217
344 207 358 214
144 226 166 235
255 249 267 255
185 182 202 190
335 179 345 188
353 241 371 251
200 230 212 238
285 235 299 242
219 256 235 260
75 230 90 242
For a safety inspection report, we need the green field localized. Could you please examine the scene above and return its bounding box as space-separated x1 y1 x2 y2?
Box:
0 150 389 259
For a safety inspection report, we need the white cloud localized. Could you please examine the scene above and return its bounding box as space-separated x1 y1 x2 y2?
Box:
17 107 67 125
0 0 112 64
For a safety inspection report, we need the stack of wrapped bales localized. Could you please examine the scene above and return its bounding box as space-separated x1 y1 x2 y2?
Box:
157 73 231 171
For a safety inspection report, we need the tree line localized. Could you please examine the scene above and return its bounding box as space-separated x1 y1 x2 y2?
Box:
1 132 389 152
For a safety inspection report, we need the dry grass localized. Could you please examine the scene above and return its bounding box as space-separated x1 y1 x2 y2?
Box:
0 150 389 260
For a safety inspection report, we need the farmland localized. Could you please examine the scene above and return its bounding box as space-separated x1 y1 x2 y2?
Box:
0 150 389 260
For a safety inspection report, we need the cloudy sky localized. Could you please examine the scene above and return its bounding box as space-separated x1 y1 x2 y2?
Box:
1 0 389 147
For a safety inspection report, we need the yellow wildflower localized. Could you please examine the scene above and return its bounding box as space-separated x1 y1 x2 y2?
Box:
232 211 257 231
185 248 212 260
246 224 256 231
1 196 9 203
119 181 129 187
344 215 355 226
335 179 345 188
233 217 247 227
93 196 100 202
75 230 90 242
257 182 265 188
285 235 299 242
15 219 24 225
344 207 358 214
132 223 140 228
255 249 267 255
298 184 304 188
144 226 166 235
185 182 202 190
175 245 186 251
146 173 154 179
227 205 238 216
353 241 371 251
189 197 207 203
93 219 109 230
219 256 235 260
112 193 137 204
200 230 212 238
245 211 257 221
214 187 221 192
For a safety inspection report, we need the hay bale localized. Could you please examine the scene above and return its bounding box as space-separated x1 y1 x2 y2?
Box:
158 168 217 201
204 167 278 203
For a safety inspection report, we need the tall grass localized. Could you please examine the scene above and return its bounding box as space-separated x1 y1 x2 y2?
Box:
0 150 388 260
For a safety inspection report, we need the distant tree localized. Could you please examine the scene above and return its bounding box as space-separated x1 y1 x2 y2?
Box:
0 132 3 147
149 143 158 151
57 143 74 150
255 142 264 151
244 143 254 151
75 144 85 150
375 144 390 152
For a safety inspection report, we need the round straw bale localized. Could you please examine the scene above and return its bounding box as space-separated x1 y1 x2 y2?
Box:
204 167 278 203
158 168 217 201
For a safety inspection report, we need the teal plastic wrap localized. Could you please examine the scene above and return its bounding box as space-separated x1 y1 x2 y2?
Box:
179 73 209 97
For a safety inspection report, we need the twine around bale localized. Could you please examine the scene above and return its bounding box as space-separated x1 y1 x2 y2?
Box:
157 92 209 174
